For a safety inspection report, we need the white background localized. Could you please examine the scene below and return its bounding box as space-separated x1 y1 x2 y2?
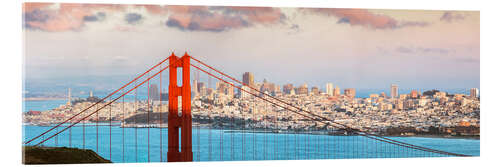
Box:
1 0 497 167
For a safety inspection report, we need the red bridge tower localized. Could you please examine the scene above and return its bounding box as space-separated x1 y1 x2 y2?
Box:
167 53 193 162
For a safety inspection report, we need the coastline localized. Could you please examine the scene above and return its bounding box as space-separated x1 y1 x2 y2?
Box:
383 134 480 140
221 129 481 140
23 124 479 140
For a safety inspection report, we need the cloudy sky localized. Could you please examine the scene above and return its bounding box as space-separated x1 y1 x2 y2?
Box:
23 3 479 93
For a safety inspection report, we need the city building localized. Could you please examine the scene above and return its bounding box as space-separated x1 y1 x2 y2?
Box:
326 83 334 96
160 93 168 101
311 86 319 95
192 80 198 95
380 92 387 98
149 84 160 101
260 79 276 95
216 81 235 98
296 84 309 95
283 84 294 94
274 85 281 94
197 82 205 95
394 99 404 110
410 90 420 99
243 72 254 88
369 94 379 99
435 91 447 98
85 90 100 103
206 88 215 99
216 81 226 94
228 86 234 98
391 84 398 99
241 86 251 99
470 88 479 98
333 86 341 96
344 88 356 98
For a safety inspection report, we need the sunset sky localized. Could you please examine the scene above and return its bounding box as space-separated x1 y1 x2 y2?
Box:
23 3 480 93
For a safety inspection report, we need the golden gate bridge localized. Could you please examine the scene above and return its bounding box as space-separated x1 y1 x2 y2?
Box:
23 52 471 163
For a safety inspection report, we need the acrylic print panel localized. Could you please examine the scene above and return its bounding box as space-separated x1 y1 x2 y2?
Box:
22 2 479 164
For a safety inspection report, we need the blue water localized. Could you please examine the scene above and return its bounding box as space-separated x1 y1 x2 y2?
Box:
23 125 480 163
22 100 480 163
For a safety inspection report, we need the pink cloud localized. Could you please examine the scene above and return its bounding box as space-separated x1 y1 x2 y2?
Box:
166 10 247 32
165 6 284 32
23 3 286 32
24 4 91 32
303 8 429 30
23 3 126 32
305 8 397 29
226 7 284 24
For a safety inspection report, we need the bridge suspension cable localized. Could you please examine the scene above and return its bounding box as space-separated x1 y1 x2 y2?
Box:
28 56 183 147
24 56 173 145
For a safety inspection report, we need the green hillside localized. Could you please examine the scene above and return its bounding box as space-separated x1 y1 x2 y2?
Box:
23 146 111 164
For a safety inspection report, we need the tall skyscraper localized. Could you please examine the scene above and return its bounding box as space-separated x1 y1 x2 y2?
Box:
243 72 254 88
344 88 356 98
326 83 334 96
470 88 479 98
391 84 398 99
216 81 226 94
67 88 71 105
149 84 160 101
333 86 340 96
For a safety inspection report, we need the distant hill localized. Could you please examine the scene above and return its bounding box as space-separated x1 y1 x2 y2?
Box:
23 146 111 164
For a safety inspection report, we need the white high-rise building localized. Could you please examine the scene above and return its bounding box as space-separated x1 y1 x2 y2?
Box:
326 83 334 96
